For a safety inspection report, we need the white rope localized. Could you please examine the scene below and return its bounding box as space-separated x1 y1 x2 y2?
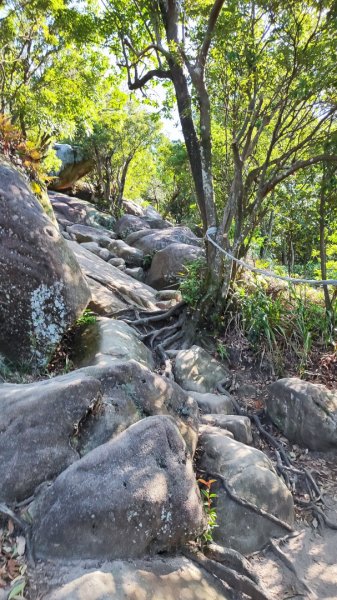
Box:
205 230 337 287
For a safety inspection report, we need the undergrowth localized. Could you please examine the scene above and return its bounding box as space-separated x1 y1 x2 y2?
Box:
178 258 207 308
224 277 335 376
197 478 218 544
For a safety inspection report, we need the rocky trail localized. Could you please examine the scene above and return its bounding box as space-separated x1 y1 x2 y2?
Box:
0 161 337 600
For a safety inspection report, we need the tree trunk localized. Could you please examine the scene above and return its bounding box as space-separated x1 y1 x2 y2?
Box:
115 155 133 216
319 181 333 319
93 144 105 199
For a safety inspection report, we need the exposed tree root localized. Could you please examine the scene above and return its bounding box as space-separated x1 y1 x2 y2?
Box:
118 300 188 377
211 472 294 533
268 538 313 595
205 542 261 585
312 506 337 530
218 385 325 520
183 546 273 600
0 503 29 533
124 301 185 327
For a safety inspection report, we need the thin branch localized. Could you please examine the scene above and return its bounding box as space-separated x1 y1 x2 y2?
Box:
263 154 337 195
128 68 172 89
197 0 226 70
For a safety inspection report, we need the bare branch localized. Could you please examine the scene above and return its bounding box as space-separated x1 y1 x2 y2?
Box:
123 37 171 61
128 68 172 90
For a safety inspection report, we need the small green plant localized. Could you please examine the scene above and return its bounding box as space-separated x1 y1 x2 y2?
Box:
143 254 152 269
76 309 97 326
179 258 207 308
228 277 334 374
198 478 218 544
216 341 229 361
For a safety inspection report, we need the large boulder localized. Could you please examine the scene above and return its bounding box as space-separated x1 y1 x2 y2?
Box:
108 238 144 267
267 378 337 450
80 242 111 261
132 227 202 255
190 391 234 414
0 373 101 504
49 191 116 230
122 199 145 217
115 214 150 239
86 278 126 316
125 228 159 246
31 416 206 560
0 161 91 368
42 557 229 600
68 241 158 311
77 359 199 456
143 205 172 229
71 317 154 370
174 345 231 393
200 414 253 444
198 428 294 554
147 243 205 289
67 223 115 246
49 144 93 191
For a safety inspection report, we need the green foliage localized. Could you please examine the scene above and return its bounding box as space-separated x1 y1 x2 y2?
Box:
76 309 97 326
0 0 109 145
178 259 207 308
216 342 229 361
198 478 218 544
8 579 26 600
230 278 333 374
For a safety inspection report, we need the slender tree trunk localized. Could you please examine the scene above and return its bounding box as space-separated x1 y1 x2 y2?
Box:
319 182 333 318
115 155 133 216
93 144 105 199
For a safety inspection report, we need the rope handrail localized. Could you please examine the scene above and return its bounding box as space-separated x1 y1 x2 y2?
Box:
205 230 337 287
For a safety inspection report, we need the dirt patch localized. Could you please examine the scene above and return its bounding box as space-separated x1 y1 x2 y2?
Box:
251 500 337 599
227 361 337 600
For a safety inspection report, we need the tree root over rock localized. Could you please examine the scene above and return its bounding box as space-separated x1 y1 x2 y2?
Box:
211 472 294 533
268 537 313 595
217 382 333 530
183 545 273 600
117 301 189 377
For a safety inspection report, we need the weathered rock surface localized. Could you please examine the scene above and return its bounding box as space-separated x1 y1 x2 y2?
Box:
267 378 337 450
122 199 145 217
108 257 126 269
115 214 150 239
174 345 231 393
41 557 229 600
67 223 115 246
77 359 199 456
80 242 111 261
132 227 201 255
190 391 234 414
142 205 172 229
32 416 205 560
125 228 158 246
49 144 93 190
49 191 115 230
147 243 205 289
125 267 144 281
108 239 144 267
200 414 253 444
72 317 154 370
0 161 91 367
198 428 294 554
68 242 158 310
0 373 101 503
87 278 126 316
